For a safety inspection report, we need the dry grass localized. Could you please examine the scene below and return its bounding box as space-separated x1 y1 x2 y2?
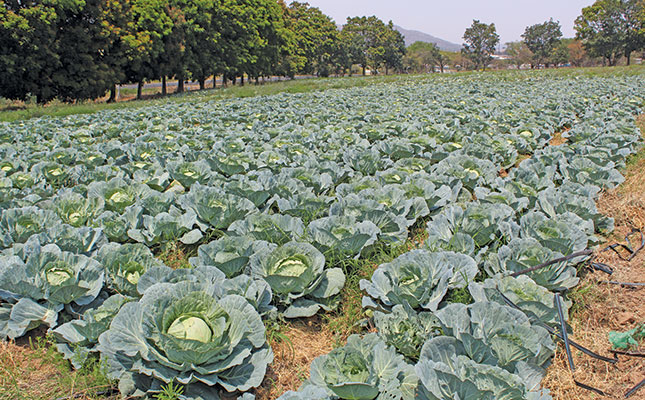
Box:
543 115 645 399
0 339 115 400
255 318 335 399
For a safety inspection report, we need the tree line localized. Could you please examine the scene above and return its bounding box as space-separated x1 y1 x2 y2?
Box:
0 1 405 104
404 0 645 73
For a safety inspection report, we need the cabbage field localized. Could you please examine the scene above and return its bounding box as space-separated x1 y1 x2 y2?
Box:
0 72 644 399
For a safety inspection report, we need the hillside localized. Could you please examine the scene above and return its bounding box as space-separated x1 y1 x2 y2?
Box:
394 25 461 51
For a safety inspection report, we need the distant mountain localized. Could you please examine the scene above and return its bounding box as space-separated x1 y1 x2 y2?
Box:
394 25 461 52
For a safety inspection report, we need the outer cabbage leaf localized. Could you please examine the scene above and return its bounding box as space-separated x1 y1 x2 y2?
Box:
52 294 130 368
484 238 580 290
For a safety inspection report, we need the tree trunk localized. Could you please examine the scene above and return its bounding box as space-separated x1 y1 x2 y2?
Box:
161 76 167 95
199 78 205 90
385 66 389 75
137 80 143 100
177 78 184 93
222 76 227 87
255 77 260 85
240 75 244 86
440 64 444 73
626 51 631 66
232 76 236 86
108 84 117 103
362 65 366 76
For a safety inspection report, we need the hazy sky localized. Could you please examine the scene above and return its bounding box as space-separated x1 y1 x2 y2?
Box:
295 0 595 45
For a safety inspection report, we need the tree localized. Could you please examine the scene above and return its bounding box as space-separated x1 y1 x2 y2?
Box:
522 19 562 67
505 41 534 68
575 0 645 66
405 41 441 73
283 2 339 77
461 20 500 70
551 41 571 66
340 16 405 75
0 0 117 103
566 39 588 66
381 21 406 74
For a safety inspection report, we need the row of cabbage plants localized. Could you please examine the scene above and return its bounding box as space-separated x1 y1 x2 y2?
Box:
0 72 643 399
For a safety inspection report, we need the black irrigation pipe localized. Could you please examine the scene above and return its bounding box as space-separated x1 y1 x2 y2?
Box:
497 291 618 364
612 349 645 358
601 281 645 287
509 249 594 277
574 380 607 396
555 292 575 373
601 228 644 262
589 261 614 275
626 378 645 398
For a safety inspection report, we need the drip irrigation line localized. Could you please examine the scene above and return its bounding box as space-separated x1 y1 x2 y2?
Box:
601 228 644 262
574 380 607 396
626 378 645 398
509 249 594 277
497 290 618 364
555 292 575 372
601 281 645 287
589 261 613 275
611 349 645 358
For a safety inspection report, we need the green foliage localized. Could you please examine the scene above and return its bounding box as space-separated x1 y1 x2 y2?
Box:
522 19 563 67
462 20 500 70
575 0 645 65
341 16 406 75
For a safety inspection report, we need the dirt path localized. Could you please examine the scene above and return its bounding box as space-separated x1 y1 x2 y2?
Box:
543 115 645 399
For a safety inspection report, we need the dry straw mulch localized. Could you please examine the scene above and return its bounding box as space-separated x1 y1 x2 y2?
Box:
543 115 645 399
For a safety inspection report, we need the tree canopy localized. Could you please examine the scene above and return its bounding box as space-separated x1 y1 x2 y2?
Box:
522 19 563 67
462 20 500 70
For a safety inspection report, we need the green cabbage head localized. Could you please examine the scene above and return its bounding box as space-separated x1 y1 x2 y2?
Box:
98 281 272 399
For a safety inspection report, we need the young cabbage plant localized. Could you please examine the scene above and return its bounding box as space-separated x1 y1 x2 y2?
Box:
0 243 104 339
189 236 260 278
373 304 443 361
228 213 306 245
301 333 417 400
415 336 553 400
307 216 380 259
250 241 345 318
178 183 258 231
434 301 555 372
97 243 164 297
360 250 478 312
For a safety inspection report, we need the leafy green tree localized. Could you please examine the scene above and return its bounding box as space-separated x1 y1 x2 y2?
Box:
522 19 563 67
0 0 117 103
505 41 534 68
381 21 406 74
575 0 645 65
284 2 339 77
341 16 405 75
405 41 441 73
462 20 500 70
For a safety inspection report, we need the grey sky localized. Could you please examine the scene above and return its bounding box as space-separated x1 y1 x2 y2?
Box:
294 0 595 45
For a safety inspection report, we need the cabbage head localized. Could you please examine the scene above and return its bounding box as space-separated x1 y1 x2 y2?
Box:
98 281 273 399
250 241 345 318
